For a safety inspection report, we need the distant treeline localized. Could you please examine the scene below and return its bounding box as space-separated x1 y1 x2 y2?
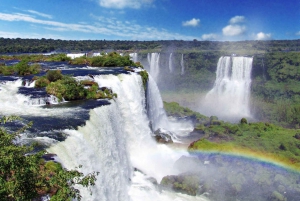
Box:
1 37 300 54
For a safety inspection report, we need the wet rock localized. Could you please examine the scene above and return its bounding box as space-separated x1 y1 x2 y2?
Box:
153 128 173 144
42 153 57 161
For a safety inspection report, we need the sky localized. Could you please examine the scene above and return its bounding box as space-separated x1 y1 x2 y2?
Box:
0 0 299 41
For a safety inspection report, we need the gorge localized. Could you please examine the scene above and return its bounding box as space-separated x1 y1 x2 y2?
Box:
1 51 300 201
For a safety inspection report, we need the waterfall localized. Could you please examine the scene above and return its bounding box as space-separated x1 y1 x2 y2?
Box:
129 53 138 63
48 103 132 201
180 54 184 75
48 73 198 201
147 53 160 82
202 56 253 121
147 75 170 131
168 53 173 73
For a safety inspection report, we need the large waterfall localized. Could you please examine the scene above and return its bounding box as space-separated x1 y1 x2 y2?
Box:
202 56 253 121
147 53 160 82
48 73 204 201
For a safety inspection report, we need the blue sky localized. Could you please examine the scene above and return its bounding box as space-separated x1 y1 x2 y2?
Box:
0 0 299 41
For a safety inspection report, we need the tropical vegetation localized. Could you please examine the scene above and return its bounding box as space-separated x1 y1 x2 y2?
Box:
0 116 98 201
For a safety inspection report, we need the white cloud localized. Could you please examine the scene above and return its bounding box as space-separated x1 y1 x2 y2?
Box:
182 18 200 27
0 12 200 40
98 0 154 9
27 10 52 19
0 31 64 39
229 16 245 24
222 24 246 36
296 31 300 35
201 33 218 40
255 32 271 40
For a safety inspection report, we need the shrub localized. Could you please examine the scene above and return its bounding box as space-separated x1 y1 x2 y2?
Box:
0 66 14 75
139 70 149 89
13 60 41 76
46 70 63 82
35 77 50 88
240 118 248 124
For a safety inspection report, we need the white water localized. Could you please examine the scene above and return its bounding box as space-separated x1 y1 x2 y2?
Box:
147 53 160 82
0 73 205 201
147 75 170 131
202 56 253 121
181 54 185 75
48 73 204 201
0 79 74 116
169 53 173 73
129 53 138 63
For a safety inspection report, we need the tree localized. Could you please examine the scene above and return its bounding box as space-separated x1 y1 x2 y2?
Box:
0 116 98 201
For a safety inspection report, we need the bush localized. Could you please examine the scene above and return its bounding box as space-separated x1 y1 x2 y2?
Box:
46 76 85 101
139 70 149 89
0 66 14 75
46 70 63 82
240 118 248 124
13 60 41 76
35 77 50 88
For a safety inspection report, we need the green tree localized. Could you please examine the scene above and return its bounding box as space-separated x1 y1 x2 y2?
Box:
0 116 98 201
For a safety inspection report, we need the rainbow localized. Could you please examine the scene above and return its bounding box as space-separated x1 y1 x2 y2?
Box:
188 147 300 173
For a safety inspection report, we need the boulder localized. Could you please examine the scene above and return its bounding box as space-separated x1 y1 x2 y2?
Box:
153 128 174 144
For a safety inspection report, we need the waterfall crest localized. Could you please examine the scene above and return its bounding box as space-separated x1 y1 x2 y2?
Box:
202 56 253 121
147 53 160 82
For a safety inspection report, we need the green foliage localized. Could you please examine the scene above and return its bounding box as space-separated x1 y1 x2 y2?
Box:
35 76 50 88
0 65 14 75
240 118 248 124
69 56 87 65
89 52 135 67
163 101 209 123
0 116 98 201
139 70 148 89
46 70 63 82
188 121 300 170
46 76 85 101
12 60 41 76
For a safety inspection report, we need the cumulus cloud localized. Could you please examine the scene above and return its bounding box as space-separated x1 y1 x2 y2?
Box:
182 18 200 27
229 16 245 24
255 32 271 40
222 24 246 36
202 33 218 40
98 0 154 9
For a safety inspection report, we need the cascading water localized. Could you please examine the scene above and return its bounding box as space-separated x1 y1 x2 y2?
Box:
48 73 205 201
129 53 138 63
147 53 160 82
168 53 173 73
181 54 185 75
147 75 170 131
201 56 253 121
